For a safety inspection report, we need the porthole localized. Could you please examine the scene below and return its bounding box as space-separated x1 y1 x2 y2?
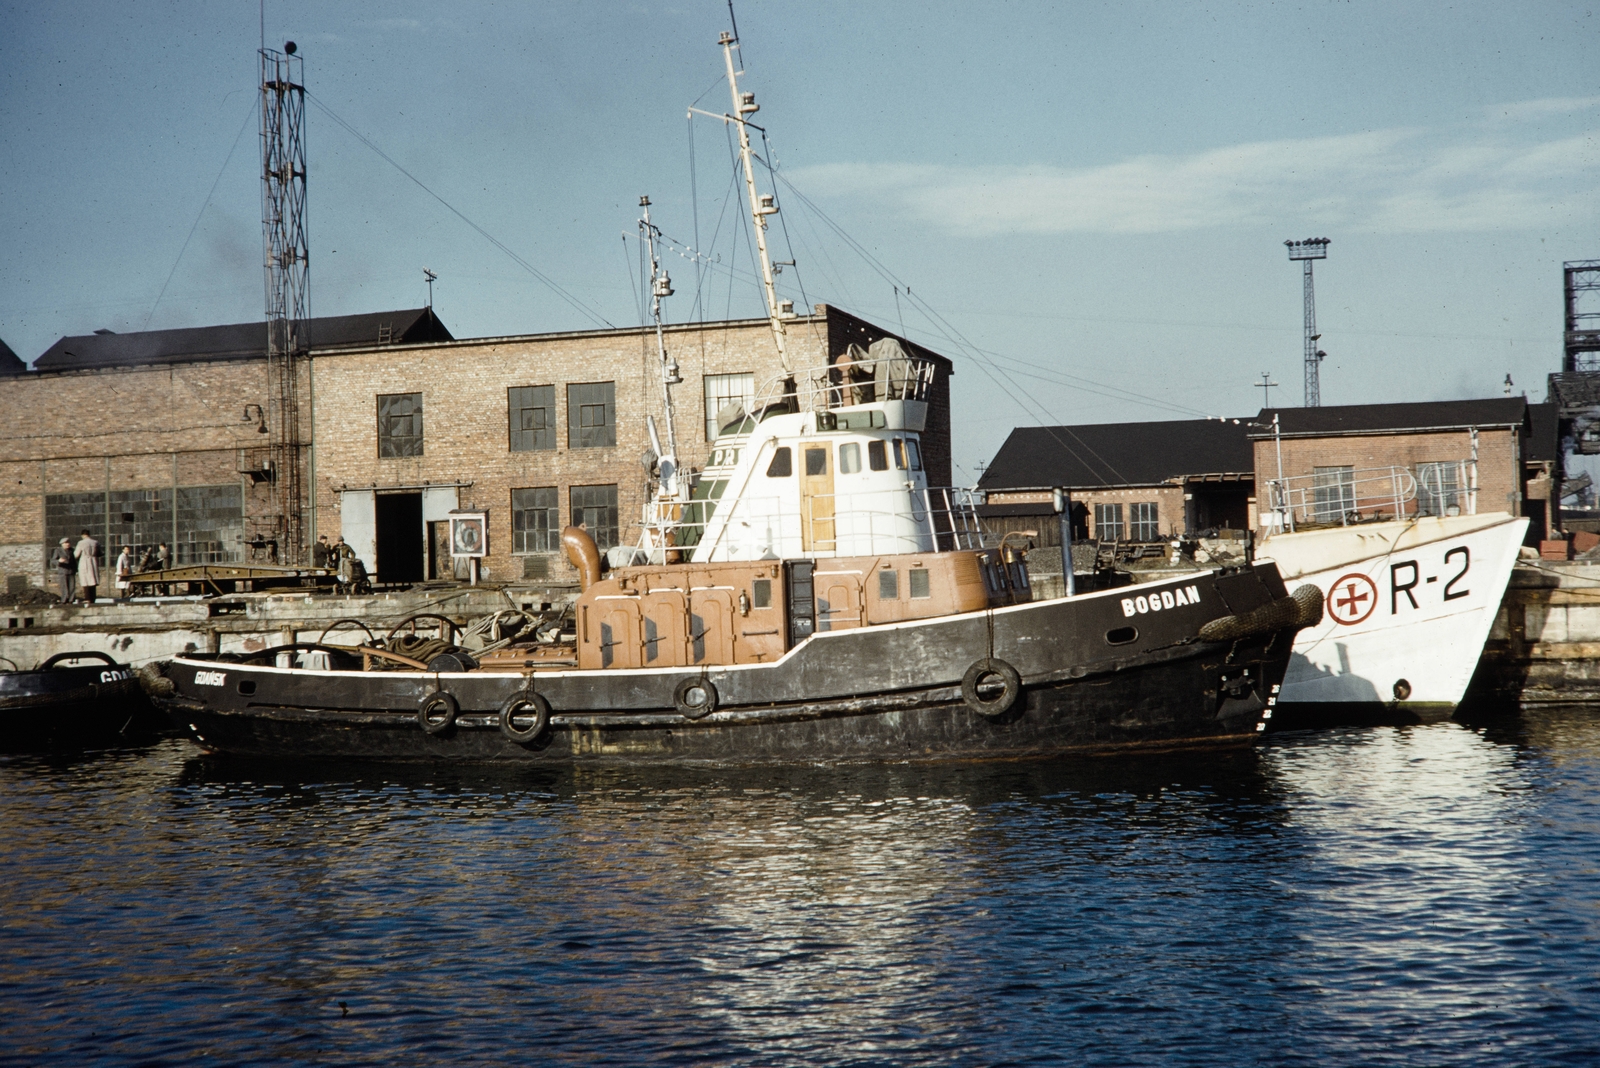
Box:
237 680 257 695
1105 626 1138 646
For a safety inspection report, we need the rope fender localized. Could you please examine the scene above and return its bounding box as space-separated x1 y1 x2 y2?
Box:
1196 584 1324 643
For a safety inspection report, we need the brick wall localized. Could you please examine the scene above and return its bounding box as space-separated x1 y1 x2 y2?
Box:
1251 426 1521 526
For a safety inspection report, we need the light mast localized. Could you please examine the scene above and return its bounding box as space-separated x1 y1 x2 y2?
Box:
639 195 682 499
690 31 791 374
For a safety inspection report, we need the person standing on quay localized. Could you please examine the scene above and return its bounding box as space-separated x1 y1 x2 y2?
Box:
75 529 100 605
115 545 135 602
52 538 75 604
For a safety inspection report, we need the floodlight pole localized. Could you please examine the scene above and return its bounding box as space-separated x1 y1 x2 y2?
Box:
1285 238 1330 407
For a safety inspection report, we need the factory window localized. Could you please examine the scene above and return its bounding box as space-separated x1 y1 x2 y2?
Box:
511 487 560 553
1312 466 1356 521
868 440 888 471
571 484 619 550
47 486 243 567
1095 503 1124 541
1130 502 1160 541
377 392 423 457
508 385 557 452
567 382 616 448
705 372 755 440
1416 462 1461 516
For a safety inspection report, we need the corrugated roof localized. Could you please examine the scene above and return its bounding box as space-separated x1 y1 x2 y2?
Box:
978 418 1254 491
32 308 452 372
0 336 24 375
1250 398 1528 438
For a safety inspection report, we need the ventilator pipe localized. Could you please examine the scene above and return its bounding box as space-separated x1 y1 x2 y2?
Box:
561 526 602 591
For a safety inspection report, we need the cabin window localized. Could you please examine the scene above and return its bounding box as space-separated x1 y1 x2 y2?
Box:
839 442 862 474
570 484 619 550
892 439 908 470
909 567 931 599
752 578 771 608
905 439 923 472
508 385 556 451
878 569 898 599
1130 501 1159 541
767 448 792 477
805 447 829 476
704 372 755 440
567 382 616 448
868 440 888 471
512 486 560 552
377 392 423 457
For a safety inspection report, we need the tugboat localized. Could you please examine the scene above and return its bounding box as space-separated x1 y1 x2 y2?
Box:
1 651 157 750
144 32 1321 765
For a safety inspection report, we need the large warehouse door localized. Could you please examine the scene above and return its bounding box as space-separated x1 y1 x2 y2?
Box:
339 490 377 574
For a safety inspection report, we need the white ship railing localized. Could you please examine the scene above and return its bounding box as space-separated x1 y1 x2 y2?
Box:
1262 461 1475 531
733 355 939 426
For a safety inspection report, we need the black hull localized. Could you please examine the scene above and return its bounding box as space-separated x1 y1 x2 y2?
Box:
157 566 1299 765
0 668 159 751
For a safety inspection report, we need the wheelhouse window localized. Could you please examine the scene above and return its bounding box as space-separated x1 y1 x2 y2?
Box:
511 487 560 553
509 385 556 452
839 442 862 474
804 446 829 476
704 372 755 440
909 567 931 599
868 440 888 471
377 392 423 458
570 484 619 550
878 569 898 599
1129 501 1159 541
567 382 616 448
1095 503 1124 540
766 447 792 477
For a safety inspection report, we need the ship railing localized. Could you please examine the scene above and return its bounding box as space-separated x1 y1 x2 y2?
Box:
738 355 939 424
647 485 987 559
1262 461 1475 532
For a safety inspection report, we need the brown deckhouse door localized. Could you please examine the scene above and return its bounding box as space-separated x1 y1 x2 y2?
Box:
799 442 835 551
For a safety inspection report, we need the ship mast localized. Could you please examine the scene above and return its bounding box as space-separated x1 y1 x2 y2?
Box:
692 31 790 373
639 195 682 500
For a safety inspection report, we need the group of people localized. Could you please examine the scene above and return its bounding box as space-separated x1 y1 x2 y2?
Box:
313 534 369 593
52 532 170 605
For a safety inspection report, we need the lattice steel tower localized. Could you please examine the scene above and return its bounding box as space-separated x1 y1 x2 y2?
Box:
259 42 309 563
1285 237 1330 407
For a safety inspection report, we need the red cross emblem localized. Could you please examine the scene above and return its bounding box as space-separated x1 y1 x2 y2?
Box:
1326 573 1378 626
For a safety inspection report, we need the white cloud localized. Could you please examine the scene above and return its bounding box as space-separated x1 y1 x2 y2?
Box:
789 119 1598 236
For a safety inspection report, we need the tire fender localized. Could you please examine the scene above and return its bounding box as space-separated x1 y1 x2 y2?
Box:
961 658 1021 718
499 690 551 744
673 676 719 719
418 690 459 736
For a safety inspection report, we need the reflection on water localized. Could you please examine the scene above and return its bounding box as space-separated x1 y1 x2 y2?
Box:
3 715 1600 1065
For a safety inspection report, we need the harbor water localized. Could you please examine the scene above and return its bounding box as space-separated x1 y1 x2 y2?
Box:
4 710 1600 1065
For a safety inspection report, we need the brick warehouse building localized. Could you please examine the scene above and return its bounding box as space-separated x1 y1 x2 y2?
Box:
976 397 1556 550
0 304 951 590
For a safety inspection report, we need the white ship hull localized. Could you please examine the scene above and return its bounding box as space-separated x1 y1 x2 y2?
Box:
1258 514 1529 718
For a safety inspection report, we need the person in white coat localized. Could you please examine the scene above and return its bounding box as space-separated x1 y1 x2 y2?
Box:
75 529 100 604
115 545 135 602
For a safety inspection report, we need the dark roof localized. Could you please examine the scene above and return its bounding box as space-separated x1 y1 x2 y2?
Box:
0 336 23 375
978 418 1254 491
1525 401 1559 463
32 308 452 372
1250 398 1528 438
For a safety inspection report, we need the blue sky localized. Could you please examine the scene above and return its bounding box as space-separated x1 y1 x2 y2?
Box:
2 1 1595 480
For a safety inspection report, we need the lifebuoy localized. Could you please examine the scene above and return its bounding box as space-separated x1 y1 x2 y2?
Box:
417 691 459 735
499 690 551 744
673 676 719 719
961 658 1021 717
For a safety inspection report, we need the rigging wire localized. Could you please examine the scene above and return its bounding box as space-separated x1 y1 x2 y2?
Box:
305 91 614 330
144 100 257 331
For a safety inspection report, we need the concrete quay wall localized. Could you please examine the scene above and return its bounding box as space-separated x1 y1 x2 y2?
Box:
1476 562 1600 703
0 587 540 669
